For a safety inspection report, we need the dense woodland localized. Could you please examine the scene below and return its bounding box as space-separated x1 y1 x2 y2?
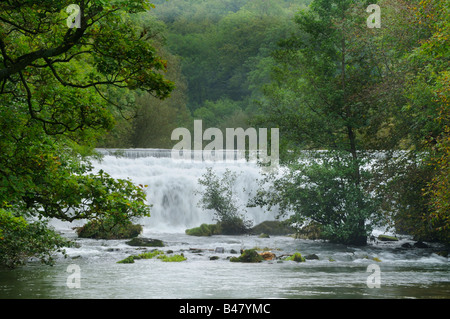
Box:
0 0 448 267
98 0 312 148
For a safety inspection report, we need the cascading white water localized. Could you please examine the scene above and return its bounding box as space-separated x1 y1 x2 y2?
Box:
92 149 279 233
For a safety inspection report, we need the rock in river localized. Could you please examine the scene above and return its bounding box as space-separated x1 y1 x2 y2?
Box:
377 235 399 242
259 251 276 261
125 237 164 247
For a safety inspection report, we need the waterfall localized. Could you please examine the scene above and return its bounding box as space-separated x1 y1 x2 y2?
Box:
91 149 279 233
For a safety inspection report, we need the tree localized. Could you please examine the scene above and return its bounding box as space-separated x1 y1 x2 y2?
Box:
252 0 388 245
196 168 252 235
153 0 308 112
399 0 450 243
98 48 192 149
0 0 173 267
0 208 70 268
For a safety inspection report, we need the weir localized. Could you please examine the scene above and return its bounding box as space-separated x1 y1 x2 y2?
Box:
92 149 279 233
96 148 264 161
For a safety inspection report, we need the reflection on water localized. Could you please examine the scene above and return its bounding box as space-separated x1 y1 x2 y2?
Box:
1 232 449 299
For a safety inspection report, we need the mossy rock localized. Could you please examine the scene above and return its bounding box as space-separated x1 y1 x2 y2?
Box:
117 249 165 263
284 252 305 262
377 235 399 242
135 250 164 259
185 223 220 236
304 254 319 260
413 241 429 248
117 250 186 263
185 219 251 236
126 237 164 247
117 256 136 264
230 249 263 263
218 217 252 235
76 220 142 239
157 254 186 262
295 222 324 240
251 220 295 236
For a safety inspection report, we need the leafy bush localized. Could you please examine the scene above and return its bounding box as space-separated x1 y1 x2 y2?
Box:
0 0 164 267
252 151 383 245
76 218 142 239
0 209 70 268
218 217 252 235
196 168 252 235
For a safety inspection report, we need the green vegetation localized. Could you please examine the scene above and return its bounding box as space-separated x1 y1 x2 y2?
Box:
1 0 448 268
186 220 296 237
116 256 136 264
109 0 448 246
0 0 171 267
250 0 450 245
0 209 71 268
137 250 165 260
117 250 186 263
250 220 295 236
185 223 220 236
230 249 263 263
157 254 187 262
196 168 252 235
284 253 305 263
125 237 164 247
76 218 142 240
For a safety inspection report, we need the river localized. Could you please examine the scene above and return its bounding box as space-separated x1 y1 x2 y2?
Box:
0 150 448 299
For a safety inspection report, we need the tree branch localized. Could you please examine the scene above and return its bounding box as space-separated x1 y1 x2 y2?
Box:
0 4 104 81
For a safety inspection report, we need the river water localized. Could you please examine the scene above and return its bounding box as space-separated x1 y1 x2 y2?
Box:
0 151 449 299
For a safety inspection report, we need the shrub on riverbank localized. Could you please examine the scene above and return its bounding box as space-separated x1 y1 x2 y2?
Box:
76 218 142 239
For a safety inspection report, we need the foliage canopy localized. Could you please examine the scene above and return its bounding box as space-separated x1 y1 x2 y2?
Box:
0 0 173 267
